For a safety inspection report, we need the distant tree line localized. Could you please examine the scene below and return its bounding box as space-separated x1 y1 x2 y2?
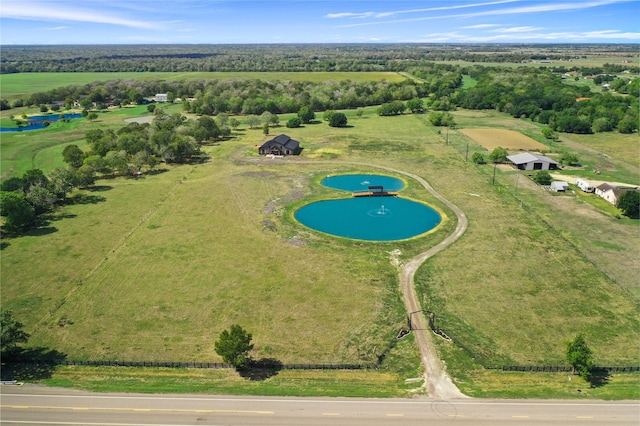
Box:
2 44 637 74
5 77 430 117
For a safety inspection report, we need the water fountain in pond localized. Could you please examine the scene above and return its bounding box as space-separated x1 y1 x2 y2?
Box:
368 204 392 217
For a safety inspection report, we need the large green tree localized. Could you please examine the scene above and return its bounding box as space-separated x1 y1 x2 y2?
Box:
0 310 30 356
617 190 640 219
489 147 509 163
0 191 36 230
62 144 85 169
214 324 254 369
566 334 593 379
297 106 315 124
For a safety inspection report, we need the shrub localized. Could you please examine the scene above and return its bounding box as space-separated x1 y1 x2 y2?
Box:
328 112 348 127
286 117 301 128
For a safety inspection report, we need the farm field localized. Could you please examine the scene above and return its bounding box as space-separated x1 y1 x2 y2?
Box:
1 99 639 396
458 128 548 151
0 71 406 98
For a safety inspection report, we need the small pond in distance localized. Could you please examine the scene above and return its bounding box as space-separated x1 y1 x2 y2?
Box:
0 113 83 132
294 174 441 241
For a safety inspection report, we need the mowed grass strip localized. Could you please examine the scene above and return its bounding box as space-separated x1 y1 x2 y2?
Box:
458 128 548 151
35 365 417 397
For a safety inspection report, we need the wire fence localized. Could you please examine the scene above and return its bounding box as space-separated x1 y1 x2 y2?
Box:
424 315 639 373
5 359 377 370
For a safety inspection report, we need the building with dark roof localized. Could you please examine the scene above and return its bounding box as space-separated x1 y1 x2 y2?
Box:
258 134 301 156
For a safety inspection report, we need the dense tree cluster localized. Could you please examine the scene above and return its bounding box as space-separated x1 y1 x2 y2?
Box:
0 168 81 230
0 110 230 232
182 78 427 116
78 109 224 173
452 67 638 134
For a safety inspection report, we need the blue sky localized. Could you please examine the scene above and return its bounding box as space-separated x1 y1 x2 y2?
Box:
1 0 639 44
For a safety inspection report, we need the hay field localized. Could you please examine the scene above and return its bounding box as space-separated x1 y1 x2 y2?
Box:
459 128 548 151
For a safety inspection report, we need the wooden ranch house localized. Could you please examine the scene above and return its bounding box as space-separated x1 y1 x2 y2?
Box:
259 134 302 156
507 152 559 171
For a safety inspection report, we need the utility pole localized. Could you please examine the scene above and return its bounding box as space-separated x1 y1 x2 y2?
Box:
465 143 469 161
492 163 497 185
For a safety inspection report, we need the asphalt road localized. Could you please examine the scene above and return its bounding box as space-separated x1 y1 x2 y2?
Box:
2 386 639 425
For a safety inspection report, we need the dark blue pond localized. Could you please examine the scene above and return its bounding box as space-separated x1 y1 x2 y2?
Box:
1 113 83 132
295 174 441 241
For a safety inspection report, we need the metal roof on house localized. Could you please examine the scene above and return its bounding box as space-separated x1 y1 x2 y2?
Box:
507 152 558 165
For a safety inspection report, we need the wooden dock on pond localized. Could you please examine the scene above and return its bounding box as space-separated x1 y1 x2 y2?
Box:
352 185 398 197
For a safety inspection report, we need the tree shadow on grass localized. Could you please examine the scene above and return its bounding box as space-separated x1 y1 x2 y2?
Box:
237 358 283 381
90 185 112 192
588 370 611 388
69 193 107 205
1 347 67 381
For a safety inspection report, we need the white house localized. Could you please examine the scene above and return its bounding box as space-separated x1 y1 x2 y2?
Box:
595 183 638 205
155 93 168 102
507 152 559 171
550 181 569 192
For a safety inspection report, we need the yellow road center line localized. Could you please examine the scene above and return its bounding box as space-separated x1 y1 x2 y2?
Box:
577 416 594 419
323 412 341 416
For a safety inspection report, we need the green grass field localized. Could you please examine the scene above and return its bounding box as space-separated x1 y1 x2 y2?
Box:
1 98 638 398
0 72 406 98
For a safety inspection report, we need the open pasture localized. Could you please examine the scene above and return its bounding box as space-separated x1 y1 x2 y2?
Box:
458 128 548 151
1 105 638 396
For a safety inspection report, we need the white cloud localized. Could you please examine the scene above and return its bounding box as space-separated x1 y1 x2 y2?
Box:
325 0 519 19
44 26 70 31
491 26 545 33
1 1 159 29
409 29 640 43
337 0 633 28
461 24 502 29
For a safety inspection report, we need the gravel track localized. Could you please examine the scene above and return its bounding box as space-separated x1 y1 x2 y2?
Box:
236 153 469 399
